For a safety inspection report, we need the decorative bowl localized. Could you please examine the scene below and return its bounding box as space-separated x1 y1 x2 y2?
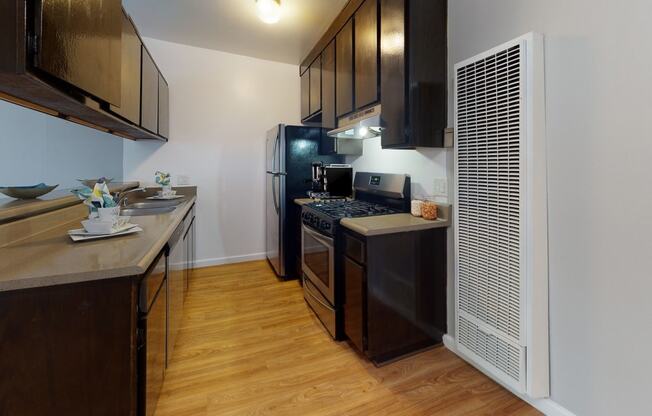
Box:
77 178 114 188
0 183 59 199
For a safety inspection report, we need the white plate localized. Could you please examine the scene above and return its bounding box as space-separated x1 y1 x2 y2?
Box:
68 225 142 241
146 195 184 200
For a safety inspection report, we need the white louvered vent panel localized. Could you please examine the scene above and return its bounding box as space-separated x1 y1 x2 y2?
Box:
456 43 523 346
458 315 522 384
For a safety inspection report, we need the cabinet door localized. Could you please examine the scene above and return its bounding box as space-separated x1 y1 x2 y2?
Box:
144 282 166 416
320 40 337 154
158 74 169 139
355 0 379 109
183 231 189 297
336 19 354 117
321 40 336 129
110 11 141 125
300 70 310 120
309 55 322 115
344 256 365 353
36 0 122 105
380 0 406 148
141 47 158 133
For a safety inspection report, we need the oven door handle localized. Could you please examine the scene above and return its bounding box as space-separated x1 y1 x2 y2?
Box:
302 225 334 246
304 279 335 312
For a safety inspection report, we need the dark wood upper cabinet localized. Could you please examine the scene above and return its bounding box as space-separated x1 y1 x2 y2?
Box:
336 19 354 117
381 0 447 148
300 70 310 120
321 40 337 130
309 55 322 116
320 40 337 154
379 0 406 148
110 11 141 125
0 2 169 141
300 0 448 149
354 0 379 109
141 47 158 133
35 0 122 106
158 75 169 139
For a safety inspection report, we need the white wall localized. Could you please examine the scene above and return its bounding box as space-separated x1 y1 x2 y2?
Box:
123 38 300 266
0 100 123 188
346 138 450 200
448 1 652 415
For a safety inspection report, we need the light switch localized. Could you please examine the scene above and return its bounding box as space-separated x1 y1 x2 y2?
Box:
433 177 448 196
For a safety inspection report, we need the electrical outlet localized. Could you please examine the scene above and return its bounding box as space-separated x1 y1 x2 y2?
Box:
433 177 448 196
177 175 190 186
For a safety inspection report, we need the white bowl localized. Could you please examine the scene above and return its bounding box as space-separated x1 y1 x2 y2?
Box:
98 206 120 221
157 189 177 198
81 219 118 234
81 216 131 234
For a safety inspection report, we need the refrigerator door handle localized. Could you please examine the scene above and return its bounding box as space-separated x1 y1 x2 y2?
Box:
272 175 279 214
266 171 287 176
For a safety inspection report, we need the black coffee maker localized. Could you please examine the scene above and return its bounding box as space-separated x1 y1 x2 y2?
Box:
311 162 353 198
311 161 325 192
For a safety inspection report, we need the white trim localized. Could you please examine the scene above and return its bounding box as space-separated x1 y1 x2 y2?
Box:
194 252 267 268
443 335 575 416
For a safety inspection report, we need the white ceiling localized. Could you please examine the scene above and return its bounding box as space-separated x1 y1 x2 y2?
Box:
122 0 348 65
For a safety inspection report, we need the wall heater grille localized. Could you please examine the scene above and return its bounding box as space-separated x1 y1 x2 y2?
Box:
454 33 549 397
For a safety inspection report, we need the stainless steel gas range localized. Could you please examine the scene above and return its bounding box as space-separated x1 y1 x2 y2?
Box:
300 172 411 339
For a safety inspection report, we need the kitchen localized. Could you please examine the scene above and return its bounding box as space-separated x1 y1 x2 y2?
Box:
0 1 651 416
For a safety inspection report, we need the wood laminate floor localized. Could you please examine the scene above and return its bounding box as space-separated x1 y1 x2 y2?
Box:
155 260 540 416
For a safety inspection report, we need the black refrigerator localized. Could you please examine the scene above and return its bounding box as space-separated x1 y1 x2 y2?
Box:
265 125 342 279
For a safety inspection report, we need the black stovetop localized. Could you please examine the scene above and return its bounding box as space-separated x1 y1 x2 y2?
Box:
307 199 399 219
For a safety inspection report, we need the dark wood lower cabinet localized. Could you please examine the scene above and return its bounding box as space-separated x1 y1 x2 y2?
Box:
0 278 138 416
342 227 447 364
0 249 179 416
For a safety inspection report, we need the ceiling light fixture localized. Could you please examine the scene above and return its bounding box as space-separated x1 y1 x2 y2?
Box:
256 0 282 24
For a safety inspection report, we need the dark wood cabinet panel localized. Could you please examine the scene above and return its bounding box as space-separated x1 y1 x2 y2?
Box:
350 227 447 364
344 256 365 353
158 75 169 139
309 55 322 115
0 278 138 416
141 47 158 133
336 19 354 117
321 40 336 129
143 282 166 416
36 0 122 106
381 0 447 148
354 0 379 109
300 70 310 120
320 40 337 154
110 11 141 125
406 0 448 147
379 0 406 147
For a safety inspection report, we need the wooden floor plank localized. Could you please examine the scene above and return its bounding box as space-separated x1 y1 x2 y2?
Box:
155 260 540 416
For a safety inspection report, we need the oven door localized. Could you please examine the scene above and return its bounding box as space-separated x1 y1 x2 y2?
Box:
301 224 335 304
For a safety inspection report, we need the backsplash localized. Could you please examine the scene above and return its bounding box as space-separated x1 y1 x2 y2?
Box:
0 100 124 189
345 136 451 201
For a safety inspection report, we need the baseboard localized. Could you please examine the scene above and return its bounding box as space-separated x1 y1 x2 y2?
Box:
443 334 576 416
194 252 267 268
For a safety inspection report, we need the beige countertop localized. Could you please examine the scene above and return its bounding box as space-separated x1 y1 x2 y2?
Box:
0 182 140 224
341 204 451 236
0 194 196 292
294 198 316 206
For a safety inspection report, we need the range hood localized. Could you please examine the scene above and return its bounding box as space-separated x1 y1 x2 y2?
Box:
327 104 382 140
